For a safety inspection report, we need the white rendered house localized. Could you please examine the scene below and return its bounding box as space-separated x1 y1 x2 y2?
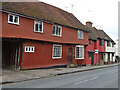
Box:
104 40 116 64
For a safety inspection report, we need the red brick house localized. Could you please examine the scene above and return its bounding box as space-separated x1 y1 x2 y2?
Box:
1 2 89 70
85 21 105 65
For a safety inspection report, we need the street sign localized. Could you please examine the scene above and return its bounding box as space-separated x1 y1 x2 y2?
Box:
95 49 99 54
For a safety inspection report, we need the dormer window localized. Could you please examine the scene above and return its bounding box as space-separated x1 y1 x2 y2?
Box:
8 14 19 25
34 21 43 33
78 30 83 39
52 25 62 36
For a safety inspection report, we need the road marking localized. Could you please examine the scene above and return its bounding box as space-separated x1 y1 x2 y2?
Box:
75 77 98 84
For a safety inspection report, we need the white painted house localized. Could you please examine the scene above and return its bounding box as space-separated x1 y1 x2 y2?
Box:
104 40 116 64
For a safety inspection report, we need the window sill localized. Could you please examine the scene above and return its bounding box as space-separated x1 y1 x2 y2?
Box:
8 22 20 26
53 57 62 59
75 58 84 59
34 31 43 33
52 34 62 37
25 51 34 53
78 38 83 39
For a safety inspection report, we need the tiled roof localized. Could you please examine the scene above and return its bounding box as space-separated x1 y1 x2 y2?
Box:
97 30 115 43
85 26 98 40
85 25 115 43
2 2 87 31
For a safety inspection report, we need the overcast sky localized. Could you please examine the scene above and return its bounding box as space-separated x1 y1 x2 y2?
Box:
39 0 119 42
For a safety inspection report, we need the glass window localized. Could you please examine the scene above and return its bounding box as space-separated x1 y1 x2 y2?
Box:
53 45 62 59
34 21 43 33
99 39 104 46
8 14 19 24
78 30 83 39
9 15 13 22
75 45 84 59
89 40 92 44
52 25 62 36
25 46 35 53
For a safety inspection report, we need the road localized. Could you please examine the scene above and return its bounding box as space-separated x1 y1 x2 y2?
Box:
2 66 119 88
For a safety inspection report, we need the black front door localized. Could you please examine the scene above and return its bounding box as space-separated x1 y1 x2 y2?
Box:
91 53 94 65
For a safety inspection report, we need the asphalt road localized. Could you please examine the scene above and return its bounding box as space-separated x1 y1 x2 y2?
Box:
2 66 119 88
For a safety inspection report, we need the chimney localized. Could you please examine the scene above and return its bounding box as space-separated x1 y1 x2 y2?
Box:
86 21 93 27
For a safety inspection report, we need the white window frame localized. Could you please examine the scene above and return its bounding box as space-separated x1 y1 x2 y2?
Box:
34 20 43 33
25 46 35 53
75 45 84 59
52 25 62 37
52 44 62 59
78 30 83 39
8 14 19 25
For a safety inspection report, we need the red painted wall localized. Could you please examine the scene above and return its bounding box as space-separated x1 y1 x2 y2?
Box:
97 40 105 63
22 40 85 69
86 40 95 65
2 12 89 45
86 39 105 65
2 12 89 69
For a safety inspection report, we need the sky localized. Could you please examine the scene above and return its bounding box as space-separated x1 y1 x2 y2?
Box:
39 0 119 42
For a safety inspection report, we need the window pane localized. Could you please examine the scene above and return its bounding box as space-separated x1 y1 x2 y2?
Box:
56 26 59 35
35 24 38 31
53 25 56 34
78 30 80 38
14 16 18 23
9 15 13 22
76 46 84 59
58 27 61 35
39 23 42 32
81 31 83 39
78 30 83 39
89 40 92 44
31 47 33 51
76 47 80 58
53 45 61 58
99 40 102 45
29 47 31 51
26 47 28 51
102 40 104 45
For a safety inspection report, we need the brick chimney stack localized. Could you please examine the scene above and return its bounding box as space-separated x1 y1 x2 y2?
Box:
86 21 93 27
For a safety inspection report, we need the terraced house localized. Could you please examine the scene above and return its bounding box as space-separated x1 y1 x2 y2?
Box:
85 21 115 66
98 30 116 64
1 2 89 70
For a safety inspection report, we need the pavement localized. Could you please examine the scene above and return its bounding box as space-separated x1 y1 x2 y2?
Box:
1 63 119 85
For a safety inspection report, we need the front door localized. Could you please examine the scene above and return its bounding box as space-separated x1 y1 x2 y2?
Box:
68 47 73 64
91 53 94 65
89 52 94 65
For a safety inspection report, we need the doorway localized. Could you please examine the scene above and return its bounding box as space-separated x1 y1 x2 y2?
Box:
89 52 94 65
68 47 73 64
2 38 22 70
